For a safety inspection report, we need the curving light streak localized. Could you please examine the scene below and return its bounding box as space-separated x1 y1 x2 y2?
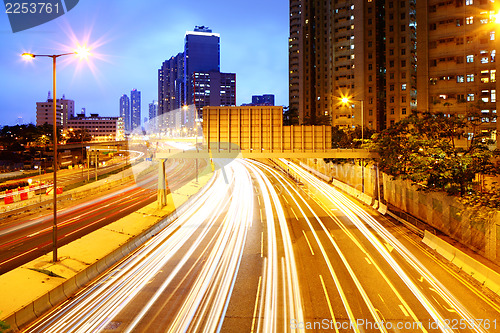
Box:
244 160 305 333
25 161 255 333
282 159 491 333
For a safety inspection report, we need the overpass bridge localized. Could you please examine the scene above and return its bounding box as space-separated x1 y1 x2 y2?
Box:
154 106 379 207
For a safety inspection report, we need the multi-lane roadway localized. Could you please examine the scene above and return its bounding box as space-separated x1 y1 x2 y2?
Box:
0 158 201 275
22 159 500 332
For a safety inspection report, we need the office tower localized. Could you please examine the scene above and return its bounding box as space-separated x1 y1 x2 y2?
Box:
158 26 236 129
158 53 184 121
119 94 130 132
184 26 221 119
130 89 141 131
36 92 75 127
417 0 498 139
289 0 416 130
252 94 275 106
191 71 236 109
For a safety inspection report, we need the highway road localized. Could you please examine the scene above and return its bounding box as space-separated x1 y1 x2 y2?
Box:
23 159 500 332
0 150 142 190
0 158 202 275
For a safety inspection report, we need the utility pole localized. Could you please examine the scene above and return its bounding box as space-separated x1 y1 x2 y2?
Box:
95 150 98 181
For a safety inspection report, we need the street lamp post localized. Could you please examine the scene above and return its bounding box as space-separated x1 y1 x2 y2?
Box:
341 97 364 142
22 47 89 262
341 97 365 193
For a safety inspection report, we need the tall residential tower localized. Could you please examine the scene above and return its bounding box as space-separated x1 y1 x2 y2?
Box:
130 89 141 131
119 94 130 132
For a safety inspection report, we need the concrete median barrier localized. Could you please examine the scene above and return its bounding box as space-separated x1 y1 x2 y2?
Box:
33 293 51 317
13 304 35 332
47 285 66 309
74 270 88 289
62 276 79 299
422 230 500 297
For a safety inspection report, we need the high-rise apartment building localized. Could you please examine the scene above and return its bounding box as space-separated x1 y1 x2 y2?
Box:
191 71 236 109
158 26 236 130
417 0 499 139
36 93 75 127
289 0 416 130
158 53 184 122
119 94 130 132
130 89 141 131
148 100 158 132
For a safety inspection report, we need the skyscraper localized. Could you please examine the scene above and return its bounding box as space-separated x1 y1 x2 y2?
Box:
289 0 416 130
159 52 184 113
158 26 236 128
119 94 130 132
130 89 141 131
416 0 498 139
148 100 158 132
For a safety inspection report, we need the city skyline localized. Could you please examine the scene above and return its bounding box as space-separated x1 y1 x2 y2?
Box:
0 1 289 126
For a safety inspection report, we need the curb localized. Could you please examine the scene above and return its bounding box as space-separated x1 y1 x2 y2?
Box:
422 230 500 296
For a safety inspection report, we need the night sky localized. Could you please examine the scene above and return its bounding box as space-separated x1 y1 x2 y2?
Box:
0 0 289 126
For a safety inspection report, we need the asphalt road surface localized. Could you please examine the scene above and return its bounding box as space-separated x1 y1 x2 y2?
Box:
0 158 202 274
23 159 500 332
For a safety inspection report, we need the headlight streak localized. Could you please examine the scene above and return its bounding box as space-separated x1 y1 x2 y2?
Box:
25 161 263 333
25 172 232 332
244 160 305 333
251 160 369 333
267 161 427 331
283 159 491 333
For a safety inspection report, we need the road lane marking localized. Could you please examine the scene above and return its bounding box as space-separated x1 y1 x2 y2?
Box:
301 230 315 256
364 257 372 265
319 274 340 333
251 276 262 333
290 207 299 220
283 196 289 204
399 304 410 317
261 232 264 258
384 243 394 253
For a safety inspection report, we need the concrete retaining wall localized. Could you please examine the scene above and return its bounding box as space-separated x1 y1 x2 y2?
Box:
302 159 500 264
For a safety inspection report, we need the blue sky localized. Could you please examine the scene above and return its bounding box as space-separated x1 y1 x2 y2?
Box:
0 0 289 126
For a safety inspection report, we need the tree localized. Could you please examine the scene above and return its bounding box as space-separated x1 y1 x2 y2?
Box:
65 129 92 143
0 319 9 333
324 126 377 164
283 106 299 126
370 110 498 197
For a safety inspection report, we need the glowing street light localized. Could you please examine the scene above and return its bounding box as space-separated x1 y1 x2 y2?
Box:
340 96 365 142
21 46 91 263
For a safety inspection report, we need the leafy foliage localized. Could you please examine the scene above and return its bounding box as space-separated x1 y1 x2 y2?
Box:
65 128 92 143
0 316 9 333
369 110 498 198
324 126 377 165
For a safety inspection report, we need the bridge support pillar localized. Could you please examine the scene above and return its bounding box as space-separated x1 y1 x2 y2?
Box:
157 159 167 209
